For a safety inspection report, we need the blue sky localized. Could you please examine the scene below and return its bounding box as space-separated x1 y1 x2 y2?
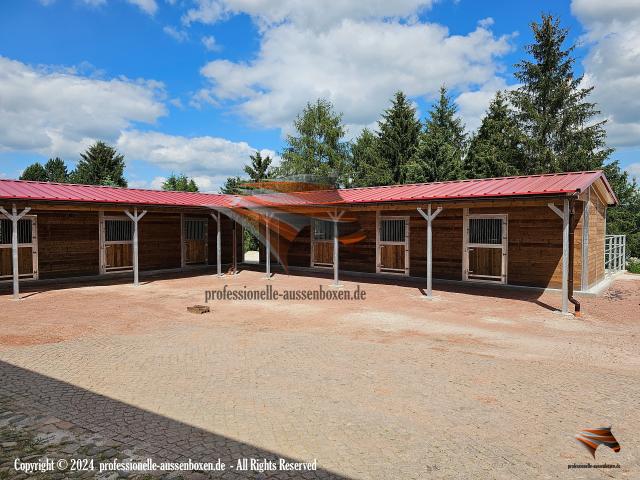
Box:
0 0 638 191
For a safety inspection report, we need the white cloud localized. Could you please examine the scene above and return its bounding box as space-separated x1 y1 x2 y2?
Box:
163 25 189 42
129 176 167 189
127 0 158 15
0 56 166 159
625 162 640 178
572 0 640 148
181 0 435 29
116 129 278 189
46 0 158 14
201 35 221 52
196 20 512 133
182 0 226 26
455 79 518 133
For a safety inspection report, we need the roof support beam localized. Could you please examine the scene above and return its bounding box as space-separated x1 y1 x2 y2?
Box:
0 204 31 300
417 205 443 298
548 200 569 314
124 207 147 287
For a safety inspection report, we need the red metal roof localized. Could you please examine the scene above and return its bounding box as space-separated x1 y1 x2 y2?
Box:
241 170 617 207
0 179 232 207
0 170 617 208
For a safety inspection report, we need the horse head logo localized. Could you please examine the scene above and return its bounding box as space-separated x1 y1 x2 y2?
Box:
575 427 621 459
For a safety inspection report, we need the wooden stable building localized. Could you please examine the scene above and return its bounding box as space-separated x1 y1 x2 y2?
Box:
0 171 618 315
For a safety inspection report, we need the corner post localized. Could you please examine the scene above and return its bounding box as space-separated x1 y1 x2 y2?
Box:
548 200 570 314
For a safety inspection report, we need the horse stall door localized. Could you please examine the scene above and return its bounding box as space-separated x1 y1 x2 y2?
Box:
184 218 208 265
102 217 134 272
464 214 507 284
378 216 409 275
311 219 334 268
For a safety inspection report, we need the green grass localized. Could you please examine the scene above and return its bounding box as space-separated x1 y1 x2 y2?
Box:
627 257 640 274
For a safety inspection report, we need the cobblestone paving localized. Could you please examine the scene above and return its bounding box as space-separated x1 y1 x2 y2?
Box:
1 271 639 479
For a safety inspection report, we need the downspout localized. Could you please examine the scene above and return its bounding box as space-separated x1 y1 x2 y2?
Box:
568 197 581 317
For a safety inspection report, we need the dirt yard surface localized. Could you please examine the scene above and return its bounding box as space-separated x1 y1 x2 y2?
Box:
0 270 638 479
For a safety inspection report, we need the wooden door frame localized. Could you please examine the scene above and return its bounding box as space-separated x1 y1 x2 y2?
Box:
99 212 134 274
462 209 508 284
0 214 38 281
376 212 410 276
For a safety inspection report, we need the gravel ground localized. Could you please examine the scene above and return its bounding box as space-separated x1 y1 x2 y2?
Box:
0 270 638 479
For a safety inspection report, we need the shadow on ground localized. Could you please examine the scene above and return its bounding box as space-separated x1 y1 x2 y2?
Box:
0 360 348 479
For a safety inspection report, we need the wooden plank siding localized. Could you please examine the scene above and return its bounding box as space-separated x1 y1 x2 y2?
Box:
37 211 100 279
282 202 591 290
587 187 607 287
138 213 182 271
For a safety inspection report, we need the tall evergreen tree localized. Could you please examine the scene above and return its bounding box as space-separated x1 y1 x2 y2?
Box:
44 157 69 183
71 141 127 187
511 14 612 174
20 163 48 181
349 128 391 187
162 174 199 192
220 176 244 194
376 91 421 184
244 151 273 182
465 91 523 178
405 86 466 183
277 99 349 186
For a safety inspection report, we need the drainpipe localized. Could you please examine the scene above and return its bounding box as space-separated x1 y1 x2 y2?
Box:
568 198 581 317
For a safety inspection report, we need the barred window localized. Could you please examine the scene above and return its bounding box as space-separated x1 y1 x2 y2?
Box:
105 219 133 242
380 219 405 242
313 219 334 241
469 218 502 245
185 219 207 241
0 218 33 244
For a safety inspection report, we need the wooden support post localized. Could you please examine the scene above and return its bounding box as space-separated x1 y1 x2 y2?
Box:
328 210 345 287
417 205 443 298
548 200 570 314
0 204 31 300
124 207 147 287
232 221 238 275
265 212 272 279
210 212 222 276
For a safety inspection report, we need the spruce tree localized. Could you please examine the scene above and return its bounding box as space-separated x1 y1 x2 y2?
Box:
376 91 421 184
277 99 349 186
20 163 48 181
162 174 199 192
44 157 69 183
465 91 523 178
244 151 273 182
219 176 244 194
349 128 391 187
511 14 612 174
72 141 127 187
405 86 466 183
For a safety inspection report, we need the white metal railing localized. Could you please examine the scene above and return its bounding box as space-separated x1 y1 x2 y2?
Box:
605 234 626 274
